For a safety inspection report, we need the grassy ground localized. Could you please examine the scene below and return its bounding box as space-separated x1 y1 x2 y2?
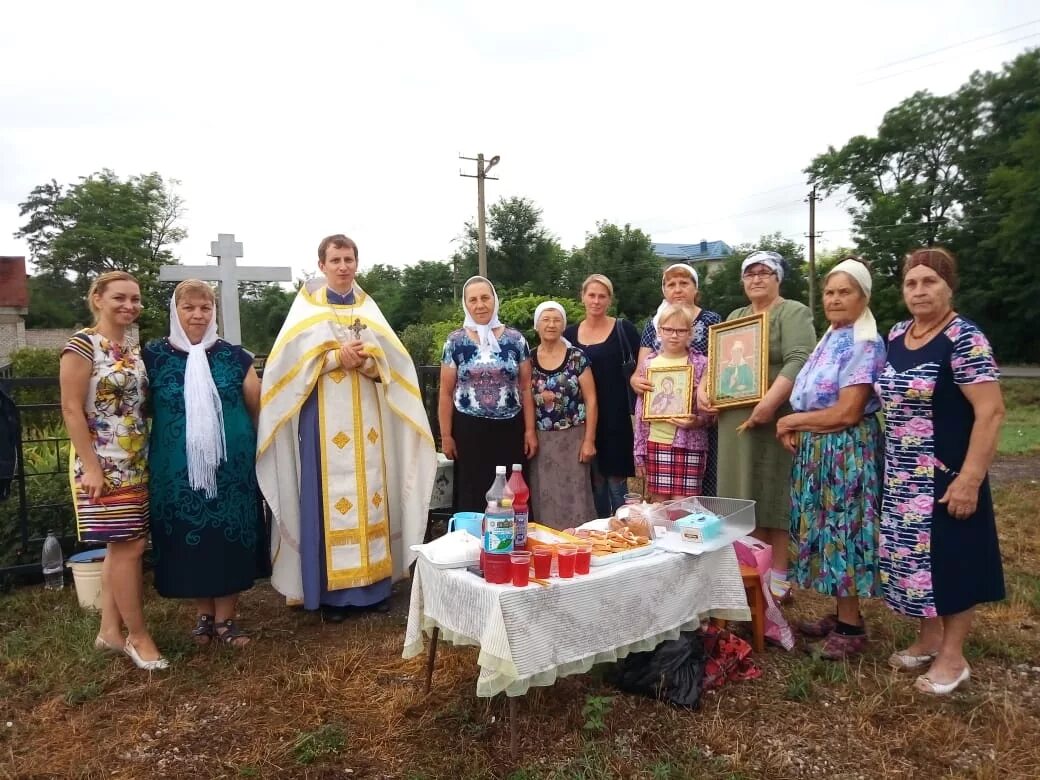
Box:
3 478 1040 779
999 379 1040 456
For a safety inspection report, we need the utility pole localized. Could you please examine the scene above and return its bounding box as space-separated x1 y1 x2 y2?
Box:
805 186 822 319
460 153 500 279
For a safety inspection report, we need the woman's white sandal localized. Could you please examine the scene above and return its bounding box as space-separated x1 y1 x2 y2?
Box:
888 649 938 671
914 666 970 695
124 638 170 671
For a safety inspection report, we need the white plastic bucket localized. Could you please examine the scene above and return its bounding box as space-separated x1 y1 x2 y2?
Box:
67 549 105 611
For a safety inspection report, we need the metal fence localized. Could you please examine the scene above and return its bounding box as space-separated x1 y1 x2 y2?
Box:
0 364 446 582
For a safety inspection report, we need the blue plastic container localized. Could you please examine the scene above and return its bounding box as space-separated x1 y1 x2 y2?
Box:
447 511 483 539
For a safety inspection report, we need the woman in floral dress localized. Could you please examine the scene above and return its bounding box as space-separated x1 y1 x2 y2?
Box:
438 276 537 513
777 259 886 659
60 271 168 670
877 247 1005 695
528 301 598 529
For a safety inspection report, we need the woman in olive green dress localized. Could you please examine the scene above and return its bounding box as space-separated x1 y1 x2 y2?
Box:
698 251 815 603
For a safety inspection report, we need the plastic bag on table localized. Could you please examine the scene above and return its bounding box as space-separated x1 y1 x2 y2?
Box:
611 502 664 540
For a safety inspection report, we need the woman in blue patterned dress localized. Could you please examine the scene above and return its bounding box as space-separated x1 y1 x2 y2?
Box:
438 276 537 513
631 263 722 494
60 271 167 670
145 280 263 647
776 259 885 659
877 248 1005 695
528 301 598 529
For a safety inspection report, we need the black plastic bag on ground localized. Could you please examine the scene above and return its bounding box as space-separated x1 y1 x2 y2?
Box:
609 630 707 709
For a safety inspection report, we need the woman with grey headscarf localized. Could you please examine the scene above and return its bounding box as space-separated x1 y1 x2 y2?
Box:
145 279 263 647
529 301 598 529
698 251 815 604
438 276 537 513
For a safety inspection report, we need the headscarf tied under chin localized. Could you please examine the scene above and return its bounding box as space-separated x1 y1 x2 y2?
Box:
462 275 503 355
167 294 226 499
826 259 878 343
533 300 571 347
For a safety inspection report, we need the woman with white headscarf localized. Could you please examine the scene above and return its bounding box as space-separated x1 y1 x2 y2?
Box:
528 301 598 529
698 250 816 604
775 259 886 659
438 276 537 513
144 279 263 647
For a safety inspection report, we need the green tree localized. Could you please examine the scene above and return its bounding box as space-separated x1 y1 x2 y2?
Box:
806 90 974 330
970 112 1040 362
700 233 810 319
26 273 85 328
398 260 455 329
356 263 403 328
568 221 662 320
806 47 1040 358
240 283 294 355
454 197 567 294
15 170 187 342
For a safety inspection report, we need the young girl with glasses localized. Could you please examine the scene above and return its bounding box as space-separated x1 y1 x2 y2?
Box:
633 304 714 502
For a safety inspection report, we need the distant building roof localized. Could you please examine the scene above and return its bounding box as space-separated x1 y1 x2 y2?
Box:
652 240 733 263
0 257 29 308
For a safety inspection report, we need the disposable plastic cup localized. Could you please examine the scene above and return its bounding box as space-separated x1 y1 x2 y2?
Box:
557 544 577 578
574 542 593 575
624 492 642 505
532 548 552 579
510 552 531 587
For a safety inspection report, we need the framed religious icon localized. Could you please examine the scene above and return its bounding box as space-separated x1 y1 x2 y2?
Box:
643 364 694 421
707 313 769 410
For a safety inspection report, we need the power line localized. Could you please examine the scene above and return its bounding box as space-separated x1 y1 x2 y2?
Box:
861 18 1040 74
857 31 1040 86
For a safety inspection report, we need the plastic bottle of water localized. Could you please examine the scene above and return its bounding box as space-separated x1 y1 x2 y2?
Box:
42 531 64 590
507 463 530 550
483 466 514 555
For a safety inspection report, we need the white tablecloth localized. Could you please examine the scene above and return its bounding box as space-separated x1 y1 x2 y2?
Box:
403 546 750 697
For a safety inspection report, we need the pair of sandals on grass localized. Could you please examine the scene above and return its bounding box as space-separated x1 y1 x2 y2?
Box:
191 614 250 647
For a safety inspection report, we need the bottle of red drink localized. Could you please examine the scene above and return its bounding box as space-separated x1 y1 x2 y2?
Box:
507 463 529 550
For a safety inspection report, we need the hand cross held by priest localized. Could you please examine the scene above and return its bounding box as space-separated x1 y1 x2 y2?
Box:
256 234 437 615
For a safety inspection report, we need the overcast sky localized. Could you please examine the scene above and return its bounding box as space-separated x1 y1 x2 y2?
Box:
2 1 1038 283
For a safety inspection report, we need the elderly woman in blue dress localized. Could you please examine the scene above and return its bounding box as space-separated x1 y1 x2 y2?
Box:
776 259 886 659
876 247 1005 695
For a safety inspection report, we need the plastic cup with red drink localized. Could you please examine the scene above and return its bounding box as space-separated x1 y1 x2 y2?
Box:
510 551 531 587
532 548 552 579
557 544 577 578
574 542 593 575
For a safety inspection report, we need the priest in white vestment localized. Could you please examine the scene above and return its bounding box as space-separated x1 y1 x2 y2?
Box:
256 234 436 617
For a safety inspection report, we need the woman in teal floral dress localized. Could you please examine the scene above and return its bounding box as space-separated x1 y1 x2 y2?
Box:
145 280 263 646
776 259 885 659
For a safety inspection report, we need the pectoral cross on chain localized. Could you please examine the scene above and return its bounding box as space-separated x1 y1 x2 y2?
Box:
348 317 367 339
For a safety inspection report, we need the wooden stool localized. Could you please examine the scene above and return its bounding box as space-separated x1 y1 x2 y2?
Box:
712 564 766 652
